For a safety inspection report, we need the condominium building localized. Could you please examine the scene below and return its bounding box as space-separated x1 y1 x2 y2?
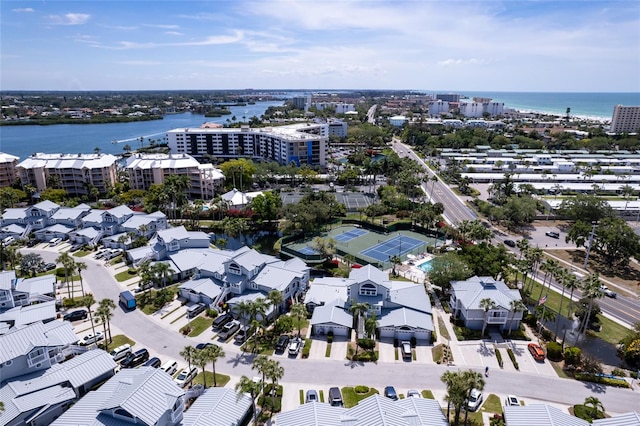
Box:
313 102 356 114
428 100 450 116
17 153 118 197
166 123 328 167
125 153 224 200
459 101 504 118
0 152 19 188
611 105 640 134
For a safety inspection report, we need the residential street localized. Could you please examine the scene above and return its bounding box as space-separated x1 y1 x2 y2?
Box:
31 247 640 415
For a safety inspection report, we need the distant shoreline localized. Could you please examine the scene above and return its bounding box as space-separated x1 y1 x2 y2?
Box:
0 115 163 126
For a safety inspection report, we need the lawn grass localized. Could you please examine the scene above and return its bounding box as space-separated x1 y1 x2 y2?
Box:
395 347 399 361
341 386 379 408
325 342 332 357
193 371 230 388
319 390 325 403
73 250 91 257
109 255 124 265
422 390 435 399
482 394 502 414
437 315 451 341
186 317 214 337
299 389 304 404
432 344 444 363
550 360 570 379
524 277 630 346
115 268 138 282
103 334 135 351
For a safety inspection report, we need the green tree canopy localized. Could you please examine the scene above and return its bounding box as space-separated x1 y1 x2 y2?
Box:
428 252 473 293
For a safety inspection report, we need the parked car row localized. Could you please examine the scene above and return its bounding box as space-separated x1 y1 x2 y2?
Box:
96 248 123 260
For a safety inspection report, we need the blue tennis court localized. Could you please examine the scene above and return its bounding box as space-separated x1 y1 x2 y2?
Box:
360 235 425 262
299 246 319 255
334 228 368 243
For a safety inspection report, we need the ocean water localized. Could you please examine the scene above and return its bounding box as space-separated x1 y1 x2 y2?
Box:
448 91 640 120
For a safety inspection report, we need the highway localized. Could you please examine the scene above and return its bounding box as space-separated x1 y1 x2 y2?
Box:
391 139 640 328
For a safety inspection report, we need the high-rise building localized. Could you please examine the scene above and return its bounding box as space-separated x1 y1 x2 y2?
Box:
167 123 328 167
611 105 640 134
436 94 461 103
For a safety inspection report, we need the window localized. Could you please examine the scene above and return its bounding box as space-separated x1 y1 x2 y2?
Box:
229 263 241 275
359 283 377 296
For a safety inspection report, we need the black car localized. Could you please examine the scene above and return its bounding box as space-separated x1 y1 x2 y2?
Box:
275 335 290 353
121 348 150 368
211 313 233 330
196 343 214 350
26 239 38 247
143 357 162 368
504 240 516 247
63 309 88 322
384 386 399 401
41 262 56 272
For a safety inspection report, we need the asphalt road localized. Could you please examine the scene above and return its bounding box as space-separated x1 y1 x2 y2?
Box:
392 140 640 328
30 248 640 414
392 138 476 225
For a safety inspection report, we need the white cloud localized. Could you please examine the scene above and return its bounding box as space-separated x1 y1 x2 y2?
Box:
165 31 184 36
47 13 91 25
437 58 487 67
143 24 180 29
12 8 35 13
105 31 243 49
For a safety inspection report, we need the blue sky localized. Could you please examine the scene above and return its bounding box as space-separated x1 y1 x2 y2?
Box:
1 0 638 92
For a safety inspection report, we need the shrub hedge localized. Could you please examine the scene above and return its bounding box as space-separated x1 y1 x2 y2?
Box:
564 346 581 367
574 373 630 388
506 348 519 370
495 349 504 368
546 341 563 361
354 385 369 393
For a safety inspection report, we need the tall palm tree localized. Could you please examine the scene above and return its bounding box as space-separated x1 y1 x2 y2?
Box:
564 273 581 317
479 298 496 337
56 251 73 297
349 301 370 341
554 269 575 337
265 359 284 417
152 261 174 288
75 261 87 297
290 303 308 338
537 259 558 300
251 355 270 398
180 345 197 370
441 370 465 422
234 300 253 332
462 370 485 425
235 375 261 426
508 299 527 335
266 289 283 318
193 350 209 388
365 313 378 339
535 304 556 334
82 294 97 341
205 344 225 387
578 274 603 337
96 298 116 344
516 239 530 260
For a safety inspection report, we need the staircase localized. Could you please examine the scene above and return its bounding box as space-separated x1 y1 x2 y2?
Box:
212 287 229 310
90 230 105 247
21 224 33 239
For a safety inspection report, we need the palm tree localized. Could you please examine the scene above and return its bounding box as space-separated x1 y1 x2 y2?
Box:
462 370 485 425
250 298 269 352
96 298 116 344
578 274 603 337
180 345 197 370
584 396 605 419
82 294 97 341
555 269 576 337
251 355 270 399
56 251 73 297
537 259 558 300
152 261 174 288
75 261 88 297
205 344 225 387
265 359 284 417
235 375 261 426
193 350 209 388
234 300 253 332
535 304 556 334
290 303 308 338
516 238 530 260
508 299 527 335
266 289 283 317
364 313 378 339
349 301 370 340
479 298 496 337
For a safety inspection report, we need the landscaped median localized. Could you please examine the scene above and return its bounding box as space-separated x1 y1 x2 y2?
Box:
341 386 379 408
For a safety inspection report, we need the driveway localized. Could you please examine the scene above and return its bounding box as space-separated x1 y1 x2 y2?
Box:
414 343 434 364
308 337 328 360
512 342 558 377
329 336 349 361
377 338 396 363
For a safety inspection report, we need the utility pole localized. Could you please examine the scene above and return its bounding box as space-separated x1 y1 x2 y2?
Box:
583 221 597 269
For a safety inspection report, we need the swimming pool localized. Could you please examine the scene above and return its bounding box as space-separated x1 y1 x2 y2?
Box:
417 259 434 273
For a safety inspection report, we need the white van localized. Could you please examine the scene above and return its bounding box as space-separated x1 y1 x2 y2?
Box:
49 237 62 246
161 359 178 375
2 236 16 245
109 344 132 362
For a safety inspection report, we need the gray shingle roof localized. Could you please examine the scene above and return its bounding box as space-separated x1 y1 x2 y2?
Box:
180 387 253 426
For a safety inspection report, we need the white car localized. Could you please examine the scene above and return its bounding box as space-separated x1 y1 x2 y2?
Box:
504 395 521 407
161 360 178 376
77 331 104 346
407 390 422 398
600 286 617 298
174 367 198 388
288 337 303 356
467 389 483 411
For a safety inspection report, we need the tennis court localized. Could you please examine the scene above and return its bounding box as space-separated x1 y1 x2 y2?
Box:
360 235 425 262
333 228 367 243
298 246 319 255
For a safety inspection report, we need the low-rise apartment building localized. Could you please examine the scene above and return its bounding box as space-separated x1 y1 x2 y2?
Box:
0 152 19 188
125 153 225 200
17 153 118 197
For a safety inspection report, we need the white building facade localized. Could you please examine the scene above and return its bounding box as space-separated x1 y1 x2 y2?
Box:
611 105 640 134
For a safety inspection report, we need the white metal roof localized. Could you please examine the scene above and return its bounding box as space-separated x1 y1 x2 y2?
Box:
180 387 253 426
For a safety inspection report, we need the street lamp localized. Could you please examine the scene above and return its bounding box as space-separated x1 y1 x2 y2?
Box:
583 221 598 270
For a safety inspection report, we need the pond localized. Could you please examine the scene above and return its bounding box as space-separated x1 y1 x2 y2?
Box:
209 230 282 255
